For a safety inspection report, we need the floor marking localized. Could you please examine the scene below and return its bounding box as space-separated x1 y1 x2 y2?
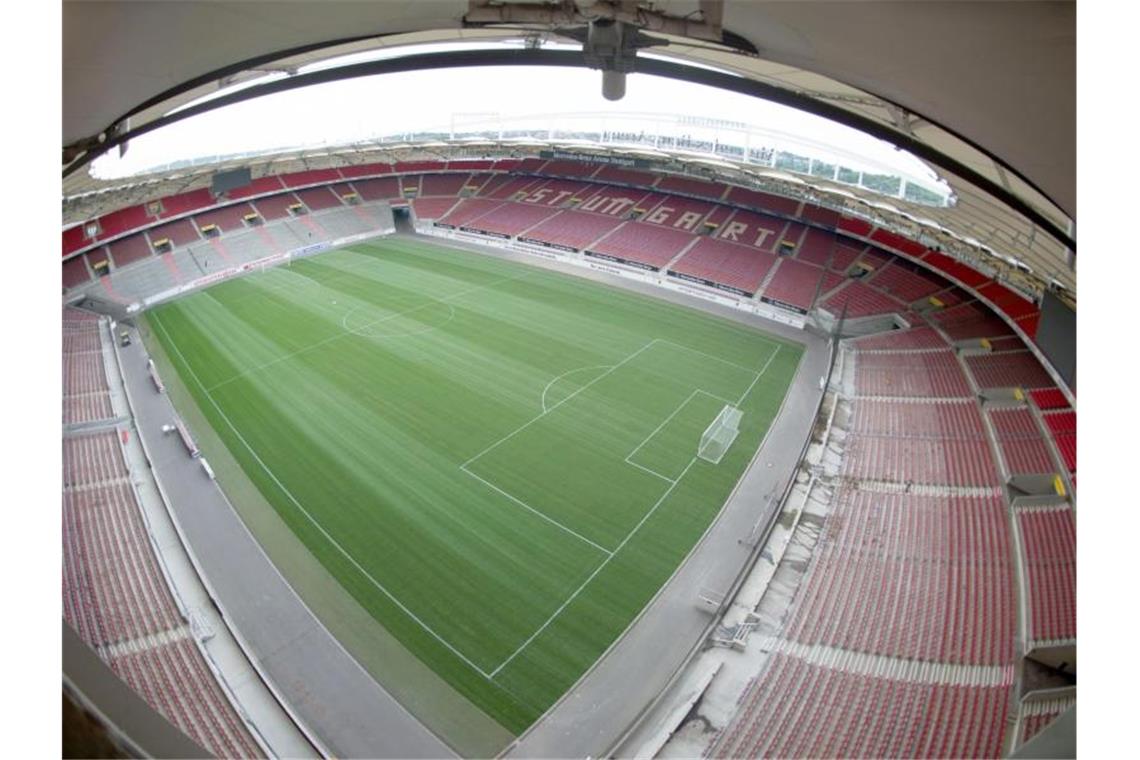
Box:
341 300 456 339
153 313 497 680
490 456 699 678
460 465 614 556
205 269 532 392
735 344 782 405
540 364 612 413
655 337 769 379
461 339 659 468
624 458 676 484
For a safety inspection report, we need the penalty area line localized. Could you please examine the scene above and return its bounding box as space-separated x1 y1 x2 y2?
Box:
152 312 498 681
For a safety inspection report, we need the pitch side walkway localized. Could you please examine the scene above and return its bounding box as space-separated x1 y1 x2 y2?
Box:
412 235 830 759
116 327 456 759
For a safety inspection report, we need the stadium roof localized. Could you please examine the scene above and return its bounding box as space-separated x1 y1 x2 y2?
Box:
62 0 1075 295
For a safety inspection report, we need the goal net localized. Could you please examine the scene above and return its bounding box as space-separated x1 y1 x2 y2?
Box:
698 405 743 464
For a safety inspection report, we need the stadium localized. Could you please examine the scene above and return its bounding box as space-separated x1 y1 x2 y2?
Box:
59 2 1077 758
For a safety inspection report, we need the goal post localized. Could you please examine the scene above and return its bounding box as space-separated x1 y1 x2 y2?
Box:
698 405 743 464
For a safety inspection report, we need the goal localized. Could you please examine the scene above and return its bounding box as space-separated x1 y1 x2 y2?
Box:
698 405 743 464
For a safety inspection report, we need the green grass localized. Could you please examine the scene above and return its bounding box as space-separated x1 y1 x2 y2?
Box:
148 237 803 734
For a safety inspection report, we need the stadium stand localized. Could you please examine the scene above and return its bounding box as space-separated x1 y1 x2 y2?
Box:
108 234 153 269
668 237 777 295
846 325 948 351
62 257 92 289
538 159 599 178
966 351 1057 389
1017 507 1077 643
336 162 391 179
147 219 200 249
711 652 1012 759
1030 387 1071 410
587 221 697 270
253 192 302 221
93 204 155 241
295 186 343 211
931 301 1016 341
759 258 826 312
654 174 727 200
519 178 600 207
820 281 905 318
724 186 801 216
713 208 786 250
1020 694 1076 746
223 176 284 200
411 197 461 221
351 176 402 201
193 202 254 233
591 164 657 187
279 168 341 187
464 202 560 238
419 173 471 196
485 175 547 200
1042 410 1077 473
870 259 947 302
853 350 974 398
157 189 216 219
62 310 114 424
63 224 89 257
786 487 1012 659
922 250 992 288
793 227 835 267
519 209 625 251
849 397 986 439
829 240 866 272
641 194 718 231
841 435 1001 487
990 407 1058 475
435 198 504 228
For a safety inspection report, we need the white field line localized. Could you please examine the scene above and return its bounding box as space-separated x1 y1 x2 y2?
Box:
625 458 676 484
152 312 498 680
461 339 659 468
656 337 768 379
626 388 728 467
205 269 532 392
459 465 614 556
490 456 699 678
735 344 782 406
540 364 613 413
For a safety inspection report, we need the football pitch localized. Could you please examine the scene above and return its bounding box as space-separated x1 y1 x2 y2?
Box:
148 237 803 734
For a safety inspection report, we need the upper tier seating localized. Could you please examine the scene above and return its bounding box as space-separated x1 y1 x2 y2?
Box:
108 234 154 268
157 189 216 219
587 222 697 270
223 176 285 200
193 203 254 233
538 159 599 178
253 192 302 221
829 240 866 272
518 179 600 207
724 186 800 216
147 219 200 248
655 174 726 200
966 351 1056 390
295 186 343 211
351 177 403 201
640 194 718 231
870 260 947 302
821 281 905 318
420 173 472 196
591 165 657 187
669 237 778 295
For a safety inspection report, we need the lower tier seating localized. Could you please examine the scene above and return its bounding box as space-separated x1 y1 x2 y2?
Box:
669 237 778 294
786 488 1014 662
711 653 1011 759
588 221 696 270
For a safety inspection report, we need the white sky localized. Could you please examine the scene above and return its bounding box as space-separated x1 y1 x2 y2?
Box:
92 63 939 184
